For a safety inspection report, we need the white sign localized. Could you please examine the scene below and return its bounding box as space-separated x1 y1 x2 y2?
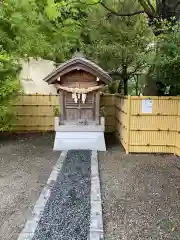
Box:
142 99 153 113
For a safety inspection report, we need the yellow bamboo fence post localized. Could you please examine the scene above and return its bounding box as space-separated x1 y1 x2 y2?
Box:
126 95 132 154
100 94 115 133
176 98 180 155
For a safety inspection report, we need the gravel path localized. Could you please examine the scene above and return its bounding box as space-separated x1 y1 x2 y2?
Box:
99 135 180 240
33 150 91 240
0 133 59 240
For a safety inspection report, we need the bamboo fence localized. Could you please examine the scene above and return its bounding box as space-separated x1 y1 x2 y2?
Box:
11 94 116 133
115 96 180 154
9 94 180 156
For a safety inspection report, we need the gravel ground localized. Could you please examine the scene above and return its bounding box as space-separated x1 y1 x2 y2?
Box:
33 150 91 240
99 134 180 240
0 133 59 240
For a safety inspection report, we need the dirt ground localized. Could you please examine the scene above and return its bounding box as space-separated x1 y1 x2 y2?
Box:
99 135 180 240
0 133 59 240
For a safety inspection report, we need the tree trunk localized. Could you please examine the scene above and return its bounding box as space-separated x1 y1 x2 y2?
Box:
59 0 180 96
156 0 180 20
143 63 158 96
143 75 157 96
124 79 128 95
122 65 128 95
100 0 180 95
135 75 139 95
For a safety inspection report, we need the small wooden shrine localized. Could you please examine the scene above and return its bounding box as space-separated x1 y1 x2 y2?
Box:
44 53 111 151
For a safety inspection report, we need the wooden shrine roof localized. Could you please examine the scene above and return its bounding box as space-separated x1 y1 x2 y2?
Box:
43 54 112 84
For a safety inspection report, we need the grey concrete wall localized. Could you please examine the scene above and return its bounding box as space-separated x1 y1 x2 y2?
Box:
19 58 57 94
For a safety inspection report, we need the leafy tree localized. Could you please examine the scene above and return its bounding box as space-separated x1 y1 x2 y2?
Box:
0 0 50 130
0 51 21 131
0 0 83 60
128 74 145 95
153 23 180 95
97 0 180 32
93 0 180 95
81 1 153 94
0 0 83 130
0 0 49 57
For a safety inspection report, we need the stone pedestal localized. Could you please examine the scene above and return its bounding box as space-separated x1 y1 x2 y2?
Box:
53 117 106 151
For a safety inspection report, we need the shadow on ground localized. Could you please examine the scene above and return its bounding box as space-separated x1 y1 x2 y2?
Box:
104 133 124 151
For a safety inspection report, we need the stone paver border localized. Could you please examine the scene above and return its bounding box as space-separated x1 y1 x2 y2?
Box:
89 151 104 240
17 151 67 240
17 150 103 240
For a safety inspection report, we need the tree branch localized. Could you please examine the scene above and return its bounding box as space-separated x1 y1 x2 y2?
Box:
156 0 162 14
61 0 100 7
128 63 145 77
100 1 145 17
174 1 180 10
78 0 100 6
108 70 123 78
147 0 156 14
138 0 155 17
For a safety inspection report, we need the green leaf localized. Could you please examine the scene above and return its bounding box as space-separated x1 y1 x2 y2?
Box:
45 0 60 20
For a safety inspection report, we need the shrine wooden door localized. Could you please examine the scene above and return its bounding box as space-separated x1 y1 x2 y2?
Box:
64 92 80 123
80 92 95 123
64 92 95 124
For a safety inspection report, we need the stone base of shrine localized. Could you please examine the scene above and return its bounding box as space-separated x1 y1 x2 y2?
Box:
54 117 105 132
53 132 106 151
53 117 106 151
55 124 105 132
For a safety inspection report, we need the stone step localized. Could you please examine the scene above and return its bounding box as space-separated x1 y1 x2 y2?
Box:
53 132 106 151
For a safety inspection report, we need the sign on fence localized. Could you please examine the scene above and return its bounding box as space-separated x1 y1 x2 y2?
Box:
142 99 153 113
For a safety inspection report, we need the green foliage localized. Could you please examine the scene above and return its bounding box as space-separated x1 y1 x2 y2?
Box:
3 0 176 128
53 106 61 117
0 51 21 131
128 74 146 95
0 0 48 57
45 0 59 20
0 0 84 131
0 0 83 61
104 80 122 94
100 106 107 117
81 0 153 94
152 22 180 95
